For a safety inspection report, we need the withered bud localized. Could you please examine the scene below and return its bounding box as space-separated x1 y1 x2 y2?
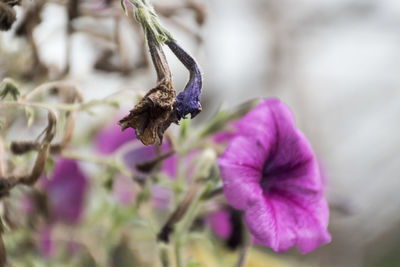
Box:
119 80 177 145
119 31 177 145
0 2 16 31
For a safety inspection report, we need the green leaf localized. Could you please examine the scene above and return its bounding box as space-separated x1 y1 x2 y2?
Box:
0 78 20 101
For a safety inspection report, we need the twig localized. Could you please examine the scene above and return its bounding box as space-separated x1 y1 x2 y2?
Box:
0 102 57 197
236 229 251 267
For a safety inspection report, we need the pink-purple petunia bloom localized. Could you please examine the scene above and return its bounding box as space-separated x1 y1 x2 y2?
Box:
33 158 89 257
95 121 178 208
43 158 89 225
218 98 331 254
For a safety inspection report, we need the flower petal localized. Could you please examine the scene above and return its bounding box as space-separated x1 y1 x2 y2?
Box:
207 210 233 240
45 159 88 224
219 136 267 209
234 100 277 150
96 122 136 155
246 187 330 253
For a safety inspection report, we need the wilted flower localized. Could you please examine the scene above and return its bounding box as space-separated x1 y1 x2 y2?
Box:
167 40 202 120
218 98 331 253
119 80 177 146
119 32 177 146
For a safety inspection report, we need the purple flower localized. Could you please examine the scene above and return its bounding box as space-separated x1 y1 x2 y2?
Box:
111 175 137 206
95 121 178 208
167 40 202 120
96 121 177 177
95 122 136 155
44 158 89 225
218 98 331 254
207 207 244 250
208 210 232 240
38 227 53 259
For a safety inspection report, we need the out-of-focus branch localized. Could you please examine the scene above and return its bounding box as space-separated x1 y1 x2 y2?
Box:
0 102 57 197
12 81 82 154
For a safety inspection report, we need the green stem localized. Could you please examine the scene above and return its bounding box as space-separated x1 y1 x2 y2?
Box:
61 151 131 177
125 0 172 46
173 184 206 267
236 228 252 267
174 239 183 267
159 243 171 267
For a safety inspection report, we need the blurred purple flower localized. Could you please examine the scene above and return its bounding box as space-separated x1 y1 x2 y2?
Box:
95 123 136 155
151 185 174 210
95 121 178 208
96 122 178 178
207 206 244 250
38 227 53 259
218 98 331 254
112 175 137 206
44 158 89 225
167 40 202 120
208 210 232 240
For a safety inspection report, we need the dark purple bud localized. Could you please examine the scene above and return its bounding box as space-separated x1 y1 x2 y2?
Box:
167 40 202 120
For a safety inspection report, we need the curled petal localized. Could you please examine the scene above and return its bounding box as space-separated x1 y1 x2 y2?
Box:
167 40 202 120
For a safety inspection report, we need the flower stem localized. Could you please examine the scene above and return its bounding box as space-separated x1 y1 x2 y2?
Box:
236 229 252 267
173 183 206 267
159 243 171 267
61 151 132 178
125 0 172 46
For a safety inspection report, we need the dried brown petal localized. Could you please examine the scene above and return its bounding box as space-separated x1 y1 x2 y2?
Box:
119 30 178 146
119 80 177 145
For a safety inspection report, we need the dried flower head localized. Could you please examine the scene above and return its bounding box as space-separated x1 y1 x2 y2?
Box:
119 32 177 145
119 80 177 145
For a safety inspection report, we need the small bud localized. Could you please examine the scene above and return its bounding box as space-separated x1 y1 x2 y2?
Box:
119 30 177 145
167 40 202 120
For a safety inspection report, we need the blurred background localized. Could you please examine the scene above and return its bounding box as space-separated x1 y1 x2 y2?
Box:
1 0 400 266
